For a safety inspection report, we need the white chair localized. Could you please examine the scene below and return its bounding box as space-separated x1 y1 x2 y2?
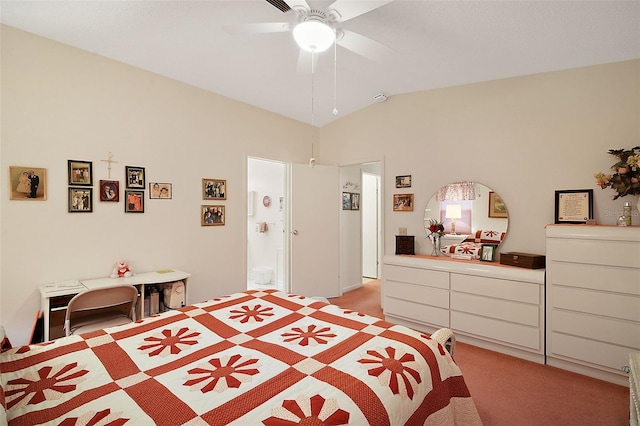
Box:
431 328 456 356
64 285 138 337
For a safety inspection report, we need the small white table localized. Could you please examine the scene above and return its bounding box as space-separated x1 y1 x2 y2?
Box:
39 269 190 341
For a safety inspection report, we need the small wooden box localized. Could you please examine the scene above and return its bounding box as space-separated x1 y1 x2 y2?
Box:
500 252 545 269
395 235 415 255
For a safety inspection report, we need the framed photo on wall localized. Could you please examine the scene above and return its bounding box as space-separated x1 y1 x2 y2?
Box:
342 192 352 210
9 166 47 200
202 178 226 200
393 194 414 211
124 190 145 213
125 166 145 189
68 187 93 212
150 182 172 199
201 205 225 226
488 191 508 218
554 189 593 224
351 193 360 210
99 180 119 202
395 175 411 188
68 160 93 186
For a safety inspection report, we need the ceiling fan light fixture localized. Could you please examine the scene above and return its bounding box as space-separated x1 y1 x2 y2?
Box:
293 20 335 52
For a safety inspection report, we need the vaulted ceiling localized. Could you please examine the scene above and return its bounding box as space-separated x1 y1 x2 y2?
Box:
1 1 638 126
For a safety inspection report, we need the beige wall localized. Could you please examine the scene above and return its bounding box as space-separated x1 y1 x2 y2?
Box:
2 24 639 345
321 60 640 256
0 25 315 345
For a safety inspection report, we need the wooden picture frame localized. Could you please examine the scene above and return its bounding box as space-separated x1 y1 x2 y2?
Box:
480 244 497 262
124 190 145 213
9 166 47 200
202 178 226 200
393 193 414 211
125 166 145 189
68 160 93 186
150 182 172 199
395 175 412 188
202 205 225 226
99 180 119 202
554 189 594 224
68 187 93 212
488 191 508 218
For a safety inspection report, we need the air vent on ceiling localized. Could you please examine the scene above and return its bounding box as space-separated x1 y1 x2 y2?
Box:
265 0 291 13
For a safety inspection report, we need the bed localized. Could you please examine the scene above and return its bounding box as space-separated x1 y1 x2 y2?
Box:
1 289 481 425
441 229 505 258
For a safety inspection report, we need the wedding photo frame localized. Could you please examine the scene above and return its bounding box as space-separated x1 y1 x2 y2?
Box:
554 189 593 224
99 180 120 202
201 205 225 226
125 166 145 189
488 191 508 218
124 190 145 213
68 187 93 212
149 182 172 199
393 193 414 211
202 178 226 200
68 160 93 186
9 166 47 200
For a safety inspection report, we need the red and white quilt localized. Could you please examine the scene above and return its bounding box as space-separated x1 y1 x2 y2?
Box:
1 290 481 425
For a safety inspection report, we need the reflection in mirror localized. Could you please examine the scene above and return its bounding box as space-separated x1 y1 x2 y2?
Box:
424 182 508 258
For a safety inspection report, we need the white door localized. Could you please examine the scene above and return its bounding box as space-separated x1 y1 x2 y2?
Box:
289 163 340 298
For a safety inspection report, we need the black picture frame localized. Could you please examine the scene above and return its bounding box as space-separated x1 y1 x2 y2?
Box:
68 160 93 186
554 189 594 224
124 190 145 213
125 166 145 189
68 187 93 212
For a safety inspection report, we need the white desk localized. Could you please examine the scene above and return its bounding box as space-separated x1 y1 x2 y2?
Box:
39 269 190 341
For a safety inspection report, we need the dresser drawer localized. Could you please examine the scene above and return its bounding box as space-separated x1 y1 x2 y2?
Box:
385 280 449 309
451 311 541 350
552 286 640 322
385 297 449 328
384 264 448 289
451 292 539 327
550 332 633 373
549 261 640 295
548 238 640 268
451 274 539 304
551 309 640 349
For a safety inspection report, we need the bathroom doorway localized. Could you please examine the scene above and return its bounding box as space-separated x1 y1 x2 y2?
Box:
247 157 286 291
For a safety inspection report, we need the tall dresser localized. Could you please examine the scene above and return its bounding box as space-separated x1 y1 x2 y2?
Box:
545 225 640 386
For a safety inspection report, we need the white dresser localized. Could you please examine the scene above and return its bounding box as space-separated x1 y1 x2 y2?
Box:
546 225 640 386
383 255 546 363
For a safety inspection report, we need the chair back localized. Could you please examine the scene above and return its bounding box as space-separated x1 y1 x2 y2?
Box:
65 285 138 336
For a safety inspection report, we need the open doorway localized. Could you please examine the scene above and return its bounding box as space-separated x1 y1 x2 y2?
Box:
362 170 381 280
247 157 286 291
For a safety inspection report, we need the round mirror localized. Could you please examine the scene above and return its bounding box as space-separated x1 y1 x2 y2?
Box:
424 182 508 258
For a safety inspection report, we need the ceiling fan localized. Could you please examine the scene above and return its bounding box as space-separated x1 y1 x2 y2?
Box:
224 0 395 72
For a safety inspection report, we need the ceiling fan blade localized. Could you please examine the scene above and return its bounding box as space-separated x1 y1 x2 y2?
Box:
223 22 292 35
327 0 394 23
296 49 318 74
336 29 393 62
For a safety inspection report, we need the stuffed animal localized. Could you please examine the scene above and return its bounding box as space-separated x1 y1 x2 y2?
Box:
110 261 133 278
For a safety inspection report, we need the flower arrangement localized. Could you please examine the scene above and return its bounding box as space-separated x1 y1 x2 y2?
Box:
427 218 445 239
594 146 640 200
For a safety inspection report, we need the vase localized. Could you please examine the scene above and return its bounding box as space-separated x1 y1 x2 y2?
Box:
431 235 441 256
